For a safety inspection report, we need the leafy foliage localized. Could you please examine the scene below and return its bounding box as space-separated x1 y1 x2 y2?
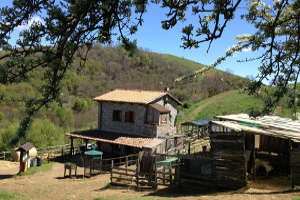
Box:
26 119 65 148
1 0 299 143
0 0 147 143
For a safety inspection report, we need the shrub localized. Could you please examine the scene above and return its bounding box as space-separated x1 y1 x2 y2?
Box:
72 98 92 112
183 102 191 109
0 122 19 151
51 103 74 127
27 119 65 148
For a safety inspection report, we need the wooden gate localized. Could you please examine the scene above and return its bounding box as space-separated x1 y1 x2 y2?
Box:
211 132 247 188
179 132 246 189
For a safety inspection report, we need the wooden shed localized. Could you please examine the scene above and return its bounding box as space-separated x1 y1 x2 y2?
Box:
212 114 300 188
16 142 36 172
178 114 300 189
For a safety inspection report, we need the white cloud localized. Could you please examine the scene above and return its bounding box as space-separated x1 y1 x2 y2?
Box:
16 16 43 30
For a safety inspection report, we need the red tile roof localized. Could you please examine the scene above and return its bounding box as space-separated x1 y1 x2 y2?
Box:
65 129 163 149
93 88 182 105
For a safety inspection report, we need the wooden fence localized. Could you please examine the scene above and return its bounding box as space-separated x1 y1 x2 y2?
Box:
0 143 71 162
178 132 247 189
109 154 139 186
0 151 11 161
110 152 180 189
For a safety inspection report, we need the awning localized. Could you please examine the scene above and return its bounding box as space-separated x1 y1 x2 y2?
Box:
65 129 164 149
150 103 170 114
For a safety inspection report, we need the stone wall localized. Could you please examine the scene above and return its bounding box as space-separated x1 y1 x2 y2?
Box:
97 95 179 138
99 102 147 136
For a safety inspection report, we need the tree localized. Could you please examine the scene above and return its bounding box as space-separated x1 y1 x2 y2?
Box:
0 0 146 144
0 0 300 143
159 0 300 114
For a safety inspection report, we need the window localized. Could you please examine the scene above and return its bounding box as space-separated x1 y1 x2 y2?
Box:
112 110 122 121
161 114 168 124
125 111 134 123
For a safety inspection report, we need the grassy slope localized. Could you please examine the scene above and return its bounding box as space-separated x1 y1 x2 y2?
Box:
180 90 264 122
159 54 207 71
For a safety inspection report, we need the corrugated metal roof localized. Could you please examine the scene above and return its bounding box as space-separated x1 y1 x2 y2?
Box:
181 118 211 127
213 113 300 141
216 113 300 133
93 88 182 105
65 129 163 149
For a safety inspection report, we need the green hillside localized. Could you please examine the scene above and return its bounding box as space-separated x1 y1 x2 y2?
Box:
0 45 249 151
179 89 298 124
159 54 207 71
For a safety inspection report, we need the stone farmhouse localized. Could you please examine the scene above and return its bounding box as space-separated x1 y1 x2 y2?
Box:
66 88 183 155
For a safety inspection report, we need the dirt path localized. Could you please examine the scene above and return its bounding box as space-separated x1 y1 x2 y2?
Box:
185 90 235 121
0 162 300 200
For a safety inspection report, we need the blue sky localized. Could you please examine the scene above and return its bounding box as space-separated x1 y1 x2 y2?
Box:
1 1 261 79
131 3 261 79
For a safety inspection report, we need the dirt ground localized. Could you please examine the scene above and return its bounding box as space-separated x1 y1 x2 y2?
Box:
0 161 300 200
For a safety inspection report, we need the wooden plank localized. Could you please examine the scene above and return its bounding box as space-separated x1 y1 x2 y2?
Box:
111 176 134 182
112 167 136 172
211 143 244 151
111 171 135 177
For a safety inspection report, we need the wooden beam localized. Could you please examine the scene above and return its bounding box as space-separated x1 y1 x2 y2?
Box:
70 137 73 156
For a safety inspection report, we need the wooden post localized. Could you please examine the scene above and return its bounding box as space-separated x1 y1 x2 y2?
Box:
3 152 5 161
188 142 191 155
70 137 73 156
290 140 295 189
125 156 128 175
163 166 166 185
136 159 139 190
169 163 172 185
154 162 158 189
83 155 85 179
110 159 114 183
85 139 88 150
252 135 256 181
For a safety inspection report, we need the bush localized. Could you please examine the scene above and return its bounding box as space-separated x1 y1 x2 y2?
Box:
0 122 19 151
72 98 92 112
51 103 74 127
183 102 192 109
27 119 65 148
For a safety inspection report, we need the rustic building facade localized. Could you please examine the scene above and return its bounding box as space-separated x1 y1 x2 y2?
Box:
66 88 183 155
95 89 181 138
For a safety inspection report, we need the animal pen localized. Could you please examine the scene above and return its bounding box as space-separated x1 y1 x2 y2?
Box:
110 151 180 189
210 114 300 188
114 113 300 190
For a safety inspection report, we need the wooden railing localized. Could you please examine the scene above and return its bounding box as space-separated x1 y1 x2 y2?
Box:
0 143 71 162
0 151 10 161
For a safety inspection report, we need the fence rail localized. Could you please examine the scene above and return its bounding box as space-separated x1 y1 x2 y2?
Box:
0 151 10 161
0 143 72 162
